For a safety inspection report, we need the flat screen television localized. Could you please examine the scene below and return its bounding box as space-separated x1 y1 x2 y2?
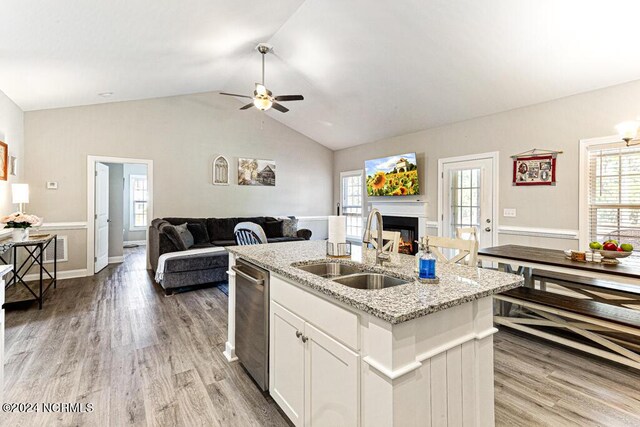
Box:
365 153 419 196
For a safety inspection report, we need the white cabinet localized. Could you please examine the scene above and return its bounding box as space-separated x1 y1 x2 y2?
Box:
270 301 306 425
270 301 359 427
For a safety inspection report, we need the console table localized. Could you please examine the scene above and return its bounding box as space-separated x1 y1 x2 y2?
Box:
0 234 57 310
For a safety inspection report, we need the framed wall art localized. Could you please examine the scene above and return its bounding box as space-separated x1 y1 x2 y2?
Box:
0 141 7 181
238 158 276 186
213 155 230 185
512 149 561 186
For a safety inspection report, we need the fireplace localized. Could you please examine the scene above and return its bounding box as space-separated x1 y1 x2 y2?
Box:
382 215 419 255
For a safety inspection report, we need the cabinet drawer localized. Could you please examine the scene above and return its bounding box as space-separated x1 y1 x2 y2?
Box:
271 275 359 350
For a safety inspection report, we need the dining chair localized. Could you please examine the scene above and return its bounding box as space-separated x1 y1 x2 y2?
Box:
369 230 401 253
234 222 268 245
456 226 478 242
427 235 478 266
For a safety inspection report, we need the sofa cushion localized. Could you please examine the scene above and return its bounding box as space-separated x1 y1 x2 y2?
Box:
211 239 236 247
191 242 217 249
207 218 239 241
187 222 210 244
264 220 284 238
164 252 228 273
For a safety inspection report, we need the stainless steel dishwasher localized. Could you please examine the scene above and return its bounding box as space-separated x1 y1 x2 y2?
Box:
231 258 270 391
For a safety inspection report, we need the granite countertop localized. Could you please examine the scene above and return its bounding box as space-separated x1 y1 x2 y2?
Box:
226 240 523 324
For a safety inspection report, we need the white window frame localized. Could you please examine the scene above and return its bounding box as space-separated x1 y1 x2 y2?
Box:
130 174 148 231
340 169 364 240
579 134 634 249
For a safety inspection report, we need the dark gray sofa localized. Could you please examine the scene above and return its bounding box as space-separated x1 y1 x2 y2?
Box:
149 216 311 294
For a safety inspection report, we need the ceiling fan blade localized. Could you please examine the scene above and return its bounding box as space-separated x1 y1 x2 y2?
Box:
275 95 304 102
240 102 254 110
220 92 252 99
271 102 289 113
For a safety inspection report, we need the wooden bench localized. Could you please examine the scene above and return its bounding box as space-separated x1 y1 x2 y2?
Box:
532 269 640 309
494 286 640 370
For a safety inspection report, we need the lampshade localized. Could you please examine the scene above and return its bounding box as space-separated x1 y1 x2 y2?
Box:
615 120 640 142
253 97 273 111
12 183 29 204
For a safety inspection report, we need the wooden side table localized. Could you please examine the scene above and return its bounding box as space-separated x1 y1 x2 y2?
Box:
0 234 57 310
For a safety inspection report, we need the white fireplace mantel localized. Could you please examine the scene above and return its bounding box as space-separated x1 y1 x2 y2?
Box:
369 199 429 237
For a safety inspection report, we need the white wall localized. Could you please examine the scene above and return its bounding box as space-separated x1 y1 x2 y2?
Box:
0 89 24 218
123 163 147 243
24 92 334 273
333 79 640 249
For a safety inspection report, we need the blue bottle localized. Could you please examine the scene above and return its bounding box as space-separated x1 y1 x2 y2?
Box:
419 238 436 280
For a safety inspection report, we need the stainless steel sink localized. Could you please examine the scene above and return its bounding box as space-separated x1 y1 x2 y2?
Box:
296 262 362 278
333 273 409 290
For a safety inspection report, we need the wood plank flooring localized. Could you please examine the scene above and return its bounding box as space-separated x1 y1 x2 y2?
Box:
2 246 640 426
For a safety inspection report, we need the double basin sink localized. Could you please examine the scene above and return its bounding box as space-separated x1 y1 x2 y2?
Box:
294 262 410 290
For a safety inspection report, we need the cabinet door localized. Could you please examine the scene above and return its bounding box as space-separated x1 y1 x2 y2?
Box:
270 302 306 426
305 323 359 426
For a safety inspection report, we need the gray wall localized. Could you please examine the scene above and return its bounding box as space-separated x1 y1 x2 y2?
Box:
333 79 640 249
0 89 24 217
106 163 124 258
123 163 147 243
24 92 334 272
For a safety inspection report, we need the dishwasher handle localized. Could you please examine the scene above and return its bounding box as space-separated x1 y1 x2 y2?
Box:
231 265 265 286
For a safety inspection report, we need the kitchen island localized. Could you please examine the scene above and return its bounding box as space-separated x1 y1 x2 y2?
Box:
225 240 522 426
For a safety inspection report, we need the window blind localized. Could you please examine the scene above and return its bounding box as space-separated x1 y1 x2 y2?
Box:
587 145 640 255
341 172 363 238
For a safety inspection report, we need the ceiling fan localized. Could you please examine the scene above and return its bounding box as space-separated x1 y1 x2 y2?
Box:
220 43 304 113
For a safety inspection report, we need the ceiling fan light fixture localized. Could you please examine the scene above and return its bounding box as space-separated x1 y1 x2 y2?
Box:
253 96 273 111
615 120 640 146
255 84 268 96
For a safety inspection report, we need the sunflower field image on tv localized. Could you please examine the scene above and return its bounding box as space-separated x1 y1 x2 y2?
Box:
365 153 420 197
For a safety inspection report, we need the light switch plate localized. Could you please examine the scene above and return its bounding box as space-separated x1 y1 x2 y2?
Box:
46 181 58 189
503 208 516 217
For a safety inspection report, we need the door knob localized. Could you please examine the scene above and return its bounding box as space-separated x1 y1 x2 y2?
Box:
485 227 491 232
486 219 491 223
296 331 302 339
301 335 308 343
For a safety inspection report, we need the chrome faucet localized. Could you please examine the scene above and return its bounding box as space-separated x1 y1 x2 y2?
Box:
362 208 390 266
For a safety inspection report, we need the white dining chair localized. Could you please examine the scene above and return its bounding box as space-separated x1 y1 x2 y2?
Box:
369 230 401 253
456 226 478 242
427 235 478 266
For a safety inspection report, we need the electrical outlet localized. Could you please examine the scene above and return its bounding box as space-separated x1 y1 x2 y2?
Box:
503 208 516 218
46 182 58 189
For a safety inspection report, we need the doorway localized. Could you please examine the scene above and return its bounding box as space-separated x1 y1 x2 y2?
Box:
87 156 153 274
438 152 498 250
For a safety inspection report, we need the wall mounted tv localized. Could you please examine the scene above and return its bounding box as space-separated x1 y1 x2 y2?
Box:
365 152 419 197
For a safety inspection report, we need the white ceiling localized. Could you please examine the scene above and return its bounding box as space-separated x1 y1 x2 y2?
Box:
4 1 640 150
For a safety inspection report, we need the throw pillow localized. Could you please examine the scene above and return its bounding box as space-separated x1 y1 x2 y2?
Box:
161 224 187 251
175 223 194 249
281 217 298 238
264 220 284 238
187 222 210 244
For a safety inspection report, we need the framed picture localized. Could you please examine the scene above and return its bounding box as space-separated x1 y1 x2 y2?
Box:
9 155 17 176
0 141 7 181
238 158 276 186
512 154 556 186
212 155 229 185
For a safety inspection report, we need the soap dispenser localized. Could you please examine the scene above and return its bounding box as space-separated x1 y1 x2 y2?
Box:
419 237 437 281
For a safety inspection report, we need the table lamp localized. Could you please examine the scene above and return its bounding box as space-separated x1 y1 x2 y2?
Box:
12 183 29 213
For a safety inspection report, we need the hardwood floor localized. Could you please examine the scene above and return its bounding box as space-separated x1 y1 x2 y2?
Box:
2 246 640 426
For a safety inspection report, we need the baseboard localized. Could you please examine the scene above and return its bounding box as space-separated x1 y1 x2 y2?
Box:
108 256 124 264
23 268 88 282
124 240 146 246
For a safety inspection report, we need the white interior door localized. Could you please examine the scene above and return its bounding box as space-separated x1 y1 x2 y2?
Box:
94 162 109 273
441 157 495 249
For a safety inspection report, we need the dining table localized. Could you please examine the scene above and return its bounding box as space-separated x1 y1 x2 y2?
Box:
478 244 640 286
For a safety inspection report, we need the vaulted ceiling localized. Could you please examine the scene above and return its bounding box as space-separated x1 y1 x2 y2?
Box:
4 1 640 150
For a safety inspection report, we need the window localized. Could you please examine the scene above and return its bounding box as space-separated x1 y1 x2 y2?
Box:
587 144 640 257
130 175 148 229
340 170 364 239
449 168 481 238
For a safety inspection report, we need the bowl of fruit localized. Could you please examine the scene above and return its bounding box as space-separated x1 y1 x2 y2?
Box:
589 240 634 263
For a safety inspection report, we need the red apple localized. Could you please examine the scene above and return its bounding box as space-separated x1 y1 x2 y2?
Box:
617 247 624 252
603 242 618 251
